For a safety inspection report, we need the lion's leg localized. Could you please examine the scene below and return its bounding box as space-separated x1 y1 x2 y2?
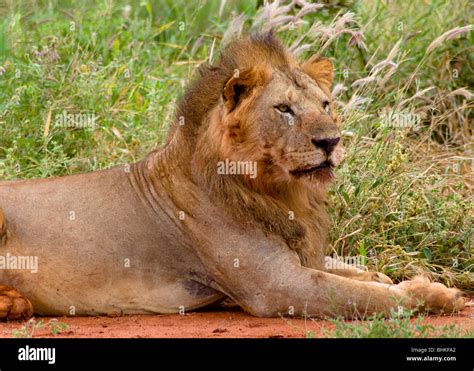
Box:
249 267 465 318
196 238 464 318
0 207 8 245
191 212 466 318
230 263 464 318
324 256 393 284
0 285 34 321
0 209 33 320
205 250 464 318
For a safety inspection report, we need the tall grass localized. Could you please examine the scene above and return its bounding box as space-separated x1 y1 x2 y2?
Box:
0 0 472 290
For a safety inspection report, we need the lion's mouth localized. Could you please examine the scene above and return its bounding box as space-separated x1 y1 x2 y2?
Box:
290 161 334 180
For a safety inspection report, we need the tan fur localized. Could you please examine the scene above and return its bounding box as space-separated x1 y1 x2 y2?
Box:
0 208 7 245
0 32 465 320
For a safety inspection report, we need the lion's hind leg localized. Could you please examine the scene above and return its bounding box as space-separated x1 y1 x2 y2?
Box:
0 285 34 321
0 207 7 245
0 209 33 320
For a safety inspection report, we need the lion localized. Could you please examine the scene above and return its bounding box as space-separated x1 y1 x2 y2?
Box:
0 32 465 320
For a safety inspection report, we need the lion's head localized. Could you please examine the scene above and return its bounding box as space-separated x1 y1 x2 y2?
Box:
219 53 343 191
175 31 343 198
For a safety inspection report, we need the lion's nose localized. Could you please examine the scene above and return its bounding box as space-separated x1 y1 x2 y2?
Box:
311 136 340 155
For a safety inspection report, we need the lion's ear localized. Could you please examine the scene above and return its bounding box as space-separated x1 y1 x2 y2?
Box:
223 67 266 112
302 56 334 95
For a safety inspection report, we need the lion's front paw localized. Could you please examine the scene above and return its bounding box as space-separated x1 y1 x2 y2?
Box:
0 285 33 321
392 276 465 314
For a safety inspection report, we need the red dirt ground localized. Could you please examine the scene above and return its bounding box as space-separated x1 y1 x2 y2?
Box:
1 299 473 338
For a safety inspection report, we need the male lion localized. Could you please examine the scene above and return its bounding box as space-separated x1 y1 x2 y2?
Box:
0 32 465 320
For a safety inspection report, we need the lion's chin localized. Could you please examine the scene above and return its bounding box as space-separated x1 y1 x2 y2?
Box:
290 162 334 183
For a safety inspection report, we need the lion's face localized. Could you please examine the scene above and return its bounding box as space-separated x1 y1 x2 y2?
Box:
219 56 344 190
253 68 344 184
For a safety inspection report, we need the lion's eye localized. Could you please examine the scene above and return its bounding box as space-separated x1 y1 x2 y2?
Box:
275 104 293 114
323 101 331 114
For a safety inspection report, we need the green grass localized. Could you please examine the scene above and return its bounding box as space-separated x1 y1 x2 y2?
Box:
285 304 472 338
11 318 69 338
0 0 472 291
322 307 474 338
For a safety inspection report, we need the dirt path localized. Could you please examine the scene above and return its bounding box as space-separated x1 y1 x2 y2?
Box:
1 300 472 338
